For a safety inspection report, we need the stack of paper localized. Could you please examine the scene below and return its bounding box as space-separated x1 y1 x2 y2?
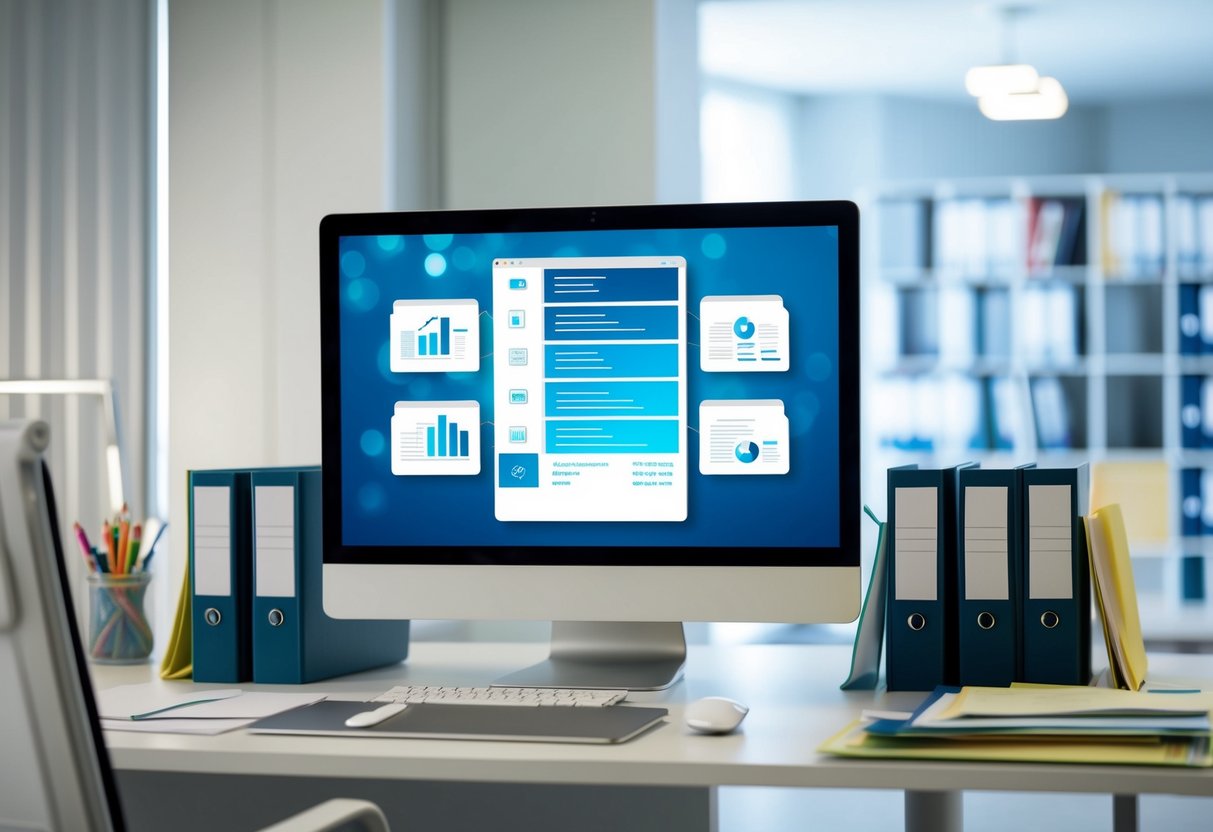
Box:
820 685 1213 767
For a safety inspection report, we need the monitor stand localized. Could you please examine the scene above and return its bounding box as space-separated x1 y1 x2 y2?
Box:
491 621 687 691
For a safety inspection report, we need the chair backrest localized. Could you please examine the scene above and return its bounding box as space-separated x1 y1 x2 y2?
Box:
0 420 125 831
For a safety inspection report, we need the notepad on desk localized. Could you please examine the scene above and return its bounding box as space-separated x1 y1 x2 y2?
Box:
98 683 325 735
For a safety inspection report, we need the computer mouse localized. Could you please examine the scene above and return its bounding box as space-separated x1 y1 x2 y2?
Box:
344 702 408 728
684 696 749 734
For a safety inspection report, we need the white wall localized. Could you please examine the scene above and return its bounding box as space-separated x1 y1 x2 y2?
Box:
442 0 698 208
168 0 388 589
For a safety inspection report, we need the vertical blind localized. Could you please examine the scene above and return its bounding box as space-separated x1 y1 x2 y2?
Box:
1 1 152 591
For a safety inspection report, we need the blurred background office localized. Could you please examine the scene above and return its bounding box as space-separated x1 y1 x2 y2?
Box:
3 0 1213 650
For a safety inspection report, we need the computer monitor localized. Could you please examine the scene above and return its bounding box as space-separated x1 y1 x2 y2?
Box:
320 201 860 690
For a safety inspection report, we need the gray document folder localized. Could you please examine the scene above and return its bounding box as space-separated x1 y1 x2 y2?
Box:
248 700 668 744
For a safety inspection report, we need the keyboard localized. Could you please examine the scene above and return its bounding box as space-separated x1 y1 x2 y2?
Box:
371 685 628 708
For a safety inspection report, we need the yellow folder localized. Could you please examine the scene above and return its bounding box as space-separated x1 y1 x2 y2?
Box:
1085 504 1148 691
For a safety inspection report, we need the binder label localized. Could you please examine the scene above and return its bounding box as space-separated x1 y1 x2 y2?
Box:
193 486 232 597
894 486 937 601
255 486 296 598
1028 484 1073 599
964 486 1009 600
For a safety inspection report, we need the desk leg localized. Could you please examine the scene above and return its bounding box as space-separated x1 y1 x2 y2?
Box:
1113 794 1138 832
905 790 962 832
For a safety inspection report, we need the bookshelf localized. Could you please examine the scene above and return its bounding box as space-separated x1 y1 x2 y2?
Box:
862 172 1213 643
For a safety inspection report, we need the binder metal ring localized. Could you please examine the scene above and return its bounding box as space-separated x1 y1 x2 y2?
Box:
204 607 222 626
1041 610 1060 629
268 608 285 627
977 611 996 630
907 612 926 631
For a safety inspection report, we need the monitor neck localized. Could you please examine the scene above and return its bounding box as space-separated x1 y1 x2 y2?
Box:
491 621 687 691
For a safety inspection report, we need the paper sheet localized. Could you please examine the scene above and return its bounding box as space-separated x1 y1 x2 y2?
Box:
97 683 324 721
939 685 1212 720
101 718 254 736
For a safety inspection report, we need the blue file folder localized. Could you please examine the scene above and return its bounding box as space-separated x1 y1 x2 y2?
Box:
1020 465 1091 686
1181 375 1204 449
886 462 975 691
190 469 253 683
956 465 1032 687
251 468 410 683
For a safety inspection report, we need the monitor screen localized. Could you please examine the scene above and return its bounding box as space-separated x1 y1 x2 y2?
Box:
321 202 858 569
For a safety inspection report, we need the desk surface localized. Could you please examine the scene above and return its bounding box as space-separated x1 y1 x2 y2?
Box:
93 643 1213 797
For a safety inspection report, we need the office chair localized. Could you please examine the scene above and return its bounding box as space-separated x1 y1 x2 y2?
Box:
0 420 389 832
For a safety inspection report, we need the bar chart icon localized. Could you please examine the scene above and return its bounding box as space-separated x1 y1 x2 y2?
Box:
391 400 480 476
389 298 480 373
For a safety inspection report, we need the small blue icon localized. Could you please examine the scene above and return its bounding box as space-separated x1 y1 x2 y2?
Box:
733 316 756 340
508 310 525 328
509 389 528 404
734 441 760 463
499 453 539 488
508 348 528 366
509 426 527 443
509 278 527 289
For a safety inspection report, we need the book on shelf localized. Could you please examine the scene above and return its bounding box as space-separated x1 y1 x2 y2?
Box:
1100 191 1164 279
1027 197 1085 276
933 197 1017 277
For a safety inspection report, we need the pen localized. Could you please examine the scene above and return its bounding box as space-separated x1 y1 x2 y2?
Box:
102 520 114 573
126 524 142 574
72 523 97 573
138 520 168 573
118 518 131 575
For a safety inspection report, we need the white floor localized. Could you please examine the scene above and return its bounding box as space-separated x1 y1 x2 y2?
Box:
719 788 1213 832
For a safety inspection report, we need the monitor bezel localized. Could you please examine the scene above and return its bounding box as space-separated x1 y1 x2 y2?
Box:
320 200 859 568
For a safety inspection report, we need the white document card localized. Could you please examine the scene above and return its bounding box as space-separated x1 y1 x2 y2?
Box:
964 486 1009 600
895 486 938 601
255 486 296 598
1029 484 1072 600
193 486 232 597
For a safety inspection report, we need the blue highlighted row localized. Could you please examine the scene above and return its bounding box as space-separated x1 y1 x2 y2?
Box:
545 381 678 418
544 305 679 341
544 343 679 378
544 267 679 304
545 419 680 454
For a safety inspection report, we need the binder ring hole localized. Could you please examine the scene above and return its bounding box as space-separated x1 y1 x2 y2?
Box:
977 611 996 630
268 609 285 627
1041 611 1060 629
204 607 222 627
907 613 926 631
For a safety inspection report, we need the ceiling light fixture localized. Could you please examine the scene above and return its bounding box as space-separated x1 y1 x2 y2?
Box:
966 4 1067 121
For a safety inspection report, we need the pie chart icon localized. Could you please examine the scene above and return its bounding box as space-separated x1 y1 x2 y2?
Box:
733 316 756 339
734 441 760 464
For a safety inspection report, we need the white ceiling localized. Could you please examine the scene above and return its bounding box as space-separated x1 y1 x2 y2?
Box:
700 0 1213 104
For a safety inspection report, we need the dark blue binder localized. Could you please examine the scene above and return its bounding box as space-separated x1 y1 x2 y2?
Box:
1181 468 1203 538
1179 284 1202 355
1020 465 1091 686
250 468 410 683
190 469 253 683
957 464 1033 687
885 462 975 691
1181 376 1204 449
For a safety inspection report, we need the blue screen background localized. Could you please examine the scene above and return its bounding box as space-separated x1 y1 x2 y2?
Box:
338 225 840 550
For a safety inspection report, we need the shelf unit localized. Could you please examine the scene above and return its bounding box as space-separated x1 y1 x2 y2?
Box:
859 172 1213 640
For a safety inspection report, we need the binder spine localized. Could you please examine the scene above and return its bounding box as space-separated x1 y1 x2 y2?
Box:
957 468 1022 687
190 471 252 683
1021 465 1091 686
252 472 305 684
886 464 968 691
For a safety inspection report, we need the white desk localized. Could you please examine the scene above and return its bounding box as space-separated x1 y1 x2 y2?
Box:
93 643 1213 832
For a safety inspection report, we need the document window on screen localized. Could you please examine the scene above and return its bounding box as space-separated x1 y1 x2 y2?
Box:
491 256 688 522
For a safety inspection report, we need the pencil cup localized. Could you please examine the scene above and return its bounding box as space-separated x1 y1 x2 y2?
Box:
87 571 154 664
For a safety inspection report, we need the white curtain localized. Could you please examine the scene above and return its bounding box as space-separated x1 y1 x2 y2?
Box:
1 0 153 604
